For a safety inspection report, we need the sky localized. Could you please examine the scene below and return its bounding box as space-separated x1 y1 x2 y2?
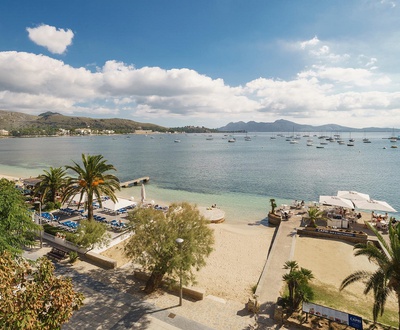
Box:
1 0 400 129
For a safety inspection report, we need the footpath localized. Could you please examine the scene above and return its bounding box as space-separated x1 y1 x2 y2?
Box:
255 215 299 327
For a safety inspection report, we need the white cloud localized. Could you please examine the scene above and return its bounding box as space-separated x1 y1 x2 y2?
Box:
27 24 74 54
0 50 400 128
300 36 320 49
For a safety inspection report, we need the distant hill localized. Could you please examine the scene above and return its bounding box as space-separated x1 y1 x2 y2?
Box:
0 110 167 134
218 120 393 132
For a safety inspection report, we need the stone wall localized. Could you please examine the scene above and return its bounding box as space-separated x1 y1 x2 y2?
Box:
298 226 368 244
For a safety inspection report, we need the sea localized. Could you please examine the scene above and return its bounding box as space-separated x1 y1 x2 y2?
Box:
0 131 398 224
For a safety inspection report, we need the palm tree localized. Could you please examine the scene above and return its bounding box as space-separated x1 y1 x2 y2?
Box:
34 167 66 203
270 198 277 214
340 223 400 329
282 260 314 311
63 154 120 220
307 206 325 228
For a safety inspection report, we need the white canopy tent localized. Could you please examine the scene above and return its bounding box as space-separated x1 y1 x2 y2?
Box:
318 196 354 209
352 199 396 213
337 191 370 201
102 197 137 212
70 193 88 204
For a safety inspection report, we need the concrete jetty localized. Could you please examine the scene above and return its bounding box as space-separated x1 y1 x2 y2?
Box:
121 176 150 188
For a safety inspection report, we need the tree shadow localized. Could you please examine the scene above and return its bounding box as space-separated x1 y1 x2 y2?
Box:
248 217 270 227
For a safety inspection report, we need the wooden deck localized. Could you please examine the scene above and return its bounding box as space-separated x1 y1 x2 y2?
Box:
120 177 150 188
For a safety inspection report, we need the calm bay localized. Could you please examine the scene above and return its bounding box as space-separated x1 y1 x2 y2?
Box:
0 131 398 224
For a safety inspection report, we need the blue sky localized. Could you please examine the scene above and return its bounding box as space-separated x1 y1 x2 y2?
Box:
0 0 400 128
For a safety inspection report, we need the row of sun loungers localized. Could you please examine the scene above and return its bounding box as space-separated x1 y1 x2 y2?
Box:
93 214 107 222
59 207 84 216
54 220 79 232
38 212 60 223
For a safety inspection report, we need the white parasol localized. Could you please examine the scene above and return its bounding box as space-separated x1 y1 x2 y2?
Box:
353 199 396 212
70 192 88 204
141 184 146 203
337 191 370 201
102 197 136 212
319 196 354 208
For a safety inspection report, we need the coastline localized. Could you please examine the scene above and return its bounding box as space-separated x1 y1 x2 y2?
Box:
0 173 20 181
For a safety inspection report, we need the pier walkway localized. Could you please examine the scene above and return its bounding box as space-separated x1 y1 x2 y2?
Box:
255 213 300 326
120 176 150 188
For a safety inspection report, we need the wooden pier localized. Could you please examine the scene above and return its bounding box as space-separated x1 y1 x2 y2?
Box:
121 176 150 188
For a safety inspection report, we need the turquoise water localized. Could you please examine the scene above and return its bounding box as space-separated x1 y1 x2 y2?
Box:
0 132 398 223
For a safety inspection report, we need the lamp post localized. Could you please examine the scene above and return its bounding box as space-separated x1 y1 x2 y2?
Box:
35 201 42 248
176 237 184 306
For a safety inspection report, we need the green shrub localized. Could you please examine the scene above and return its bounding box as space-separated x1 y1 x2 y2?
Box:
45 202 55 211
69 251 79 263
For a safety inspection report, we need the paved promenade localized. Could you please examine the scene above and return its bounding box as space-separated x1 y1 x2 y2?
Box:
255 214 299 326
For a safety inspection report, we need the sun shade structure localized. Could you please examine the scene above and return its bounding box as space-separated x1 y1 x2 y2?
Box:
337 190 370 201
102 197 136 212
352 199 396 212
319 196 355 208
141 184 146 203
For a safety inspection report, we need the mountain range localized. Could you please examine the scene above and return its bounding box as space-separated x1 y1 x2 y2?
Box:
0 110 167 134
217 120 393 132
0 110 395 135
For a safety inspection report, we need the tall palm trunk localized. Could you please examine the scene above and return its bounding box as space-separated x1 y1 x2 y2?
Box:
87 192 94 220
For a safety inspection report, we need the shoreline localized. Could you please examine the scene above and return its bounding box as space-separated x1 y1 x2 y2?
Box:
0 173 22 181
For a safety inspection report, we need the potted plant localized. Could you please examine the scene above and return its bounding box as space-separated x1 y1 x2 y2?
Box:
268 198 281 226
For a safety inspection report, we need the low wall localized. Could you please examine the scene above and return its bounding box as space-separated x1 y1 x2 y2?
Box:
134 270 205 301
42 232 118 269
298 226 368 243
83 251 117 269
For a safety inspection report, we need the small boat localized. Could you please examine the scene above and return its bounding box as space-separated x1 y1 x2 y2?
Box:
389 128 397 142
206 135 213 140
391 145 398 148
362 131 371 143
316 146 324 149
174 139 181 143
244 131 251 141
348 132 355 143
347 142 355 146
289 139 298 144
228 138 236 143
337 140 345 145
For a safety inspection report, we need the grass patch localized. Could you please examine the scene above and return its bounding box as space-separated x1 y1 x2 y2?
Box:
310 282 398 328
43 224 76 241
43 224 65 235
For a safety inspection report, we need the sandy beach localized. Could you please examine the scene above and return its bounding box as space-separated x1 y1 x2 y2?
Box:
0 174 20 181
99 212 397 313
101 222 275 303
